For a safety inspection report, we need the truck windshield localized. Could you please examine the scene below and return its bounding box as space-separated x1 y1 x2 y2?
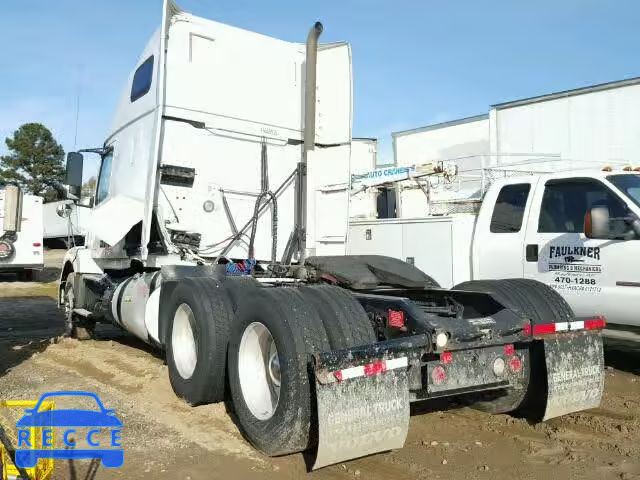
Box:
607 174 640 208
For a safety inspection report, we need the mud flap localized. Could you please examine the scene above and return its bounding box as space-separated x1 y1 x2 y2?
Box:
542 332 604 420
313 358 410 469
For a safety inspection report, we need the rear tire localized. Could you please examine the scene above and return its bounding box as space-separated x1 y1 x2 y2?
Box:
165 277 234 405
227 287 329 456
298 284 376 350
453 278 573 414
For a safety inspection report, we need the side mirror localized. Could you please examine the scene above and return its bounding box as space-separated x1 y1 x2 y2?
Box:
55 203 72 219
584 206 610 239
65 152 84 198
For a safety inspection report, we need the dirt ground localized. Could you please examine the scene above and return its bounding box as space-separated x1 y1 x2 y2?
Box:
0 250 639 480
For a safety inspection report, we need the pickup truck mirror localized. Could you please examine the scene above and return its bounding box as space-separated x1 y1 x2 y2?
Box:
584 206 610 239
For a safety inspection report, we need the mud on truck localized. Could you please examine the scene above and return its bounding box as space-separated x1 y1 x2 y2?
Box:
58 0 605 469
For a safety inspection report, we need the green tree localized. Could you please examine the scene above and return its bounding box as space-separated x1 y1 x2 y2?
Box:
0 123 65 202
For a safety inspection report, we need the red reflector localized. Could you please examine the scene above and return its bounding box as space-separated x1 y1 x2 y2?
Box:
334 370 343 382
508 355 522 373
584 317 606 330
522 320 532 336
32 242 41 247
440 351 453 364
0 244 9 252
431 365 447 385
503 344 515 357
388 309 405 328
364 361 386 377
532 323 555 335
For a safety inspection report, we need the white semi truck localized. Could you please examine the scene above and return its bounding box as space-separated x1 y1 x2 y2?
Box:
58 0 606 469
348 160 640 336
0 185 43 280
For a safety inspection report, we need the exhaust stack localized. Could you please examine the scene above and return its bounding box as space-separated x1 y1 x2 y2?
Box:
287 21 323 266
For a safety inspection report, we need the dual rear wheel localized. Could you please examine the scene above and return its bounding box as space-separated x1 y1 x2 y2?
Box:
165 279 375 456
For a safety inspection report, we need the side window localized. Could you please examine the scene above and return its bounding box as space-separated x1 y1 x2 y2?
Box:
490 183 531 233
95 151 113 205
130 55 154 102
538 179 627 233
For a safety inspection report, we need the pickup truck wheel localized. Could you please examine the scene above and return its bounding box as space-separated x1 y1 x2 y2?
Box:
166 277 233 405
227 287 329 456
299 284 376 349
63 274 95 340
453 278 573 414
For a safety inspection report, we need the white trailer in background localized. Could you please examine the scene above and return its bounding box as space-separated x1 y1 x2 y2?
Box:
43 199 91 248
0 186 43 280
55 0 606 471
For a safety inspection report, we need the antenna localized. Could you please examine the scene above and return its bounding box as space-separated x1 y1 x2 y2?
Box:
73 65 84 151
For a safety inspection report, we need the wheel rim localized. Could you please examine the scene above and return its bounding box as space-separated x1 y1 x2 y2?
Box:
172 303 198 380
238 322 280 420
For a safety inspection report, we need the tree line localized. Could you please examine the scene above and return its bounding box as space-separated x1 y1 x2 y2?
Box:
0 122 95 202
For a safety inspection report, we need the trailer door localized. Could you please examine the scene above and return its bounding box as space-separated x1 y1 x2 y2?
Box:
522 176 640 326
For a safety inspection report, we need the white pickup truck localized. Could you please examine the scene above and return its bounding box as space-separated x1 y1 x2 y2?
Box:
349 167 640 331
0 186 44 280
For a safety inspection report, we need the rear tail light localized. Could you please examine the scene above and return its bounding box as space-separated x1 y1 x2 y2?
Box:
584 316 606 330
532 323 556 335
522 320 532 336
440 351 453 364
431 365 447 385
503 344 515 356
387 309 405 328
508 355 523 373
32 242 41 247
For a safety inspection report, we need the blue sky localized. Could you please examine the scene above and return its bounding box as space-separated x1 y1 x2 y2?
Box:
1 0 638 176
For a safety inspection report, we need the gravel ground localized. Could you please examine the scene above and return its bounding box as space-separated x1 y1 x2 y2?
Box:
0 250 638 480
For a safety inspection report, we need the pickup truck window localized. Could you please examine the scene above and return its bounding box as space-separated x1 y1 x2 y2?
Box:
607 174 640 209
490 183 531 233
538 179 627 233
130 55 154 102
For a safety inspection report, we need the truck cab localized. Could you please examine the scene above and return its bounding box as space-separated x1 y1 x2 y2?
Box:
474 170 640 328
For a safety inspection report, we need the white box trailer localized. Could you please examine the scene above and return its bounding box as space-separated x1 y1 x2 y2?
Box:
0 186 43 280
55 0 605 470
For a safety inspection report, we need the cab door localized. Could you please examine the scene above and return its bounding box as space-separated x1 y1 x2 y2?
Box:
522 176 640 326
472 178 534 280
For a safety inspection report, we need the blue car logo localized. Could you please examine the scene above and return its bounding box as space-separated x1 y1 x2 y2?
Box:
15 391 123 468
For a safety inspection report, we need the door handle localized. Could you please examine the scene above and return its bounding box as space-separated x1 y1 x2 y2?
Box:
526 244 538 262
